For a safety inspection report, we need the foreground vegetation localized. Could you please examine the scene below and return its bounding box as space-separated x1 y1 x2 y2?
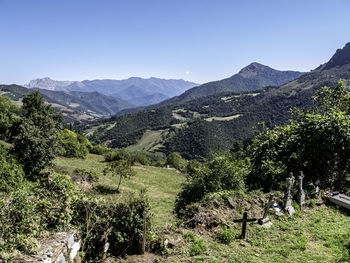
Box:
131 204 349 263
0 92 151 262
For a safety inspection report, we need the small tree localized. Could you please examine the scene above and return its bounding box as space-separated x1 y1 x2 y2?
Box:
167 152 187 171
103 160 136 192
13 92 62 179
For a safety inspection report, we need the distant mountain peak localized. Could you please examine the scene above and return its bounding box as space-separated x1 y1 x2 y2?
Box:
238 62 271 78
26 77 74 91
324 42 350 70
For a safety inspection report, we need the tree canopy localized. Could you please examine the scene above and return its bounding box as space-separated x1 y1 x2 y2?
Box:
13 91 62 179
248 82 350 191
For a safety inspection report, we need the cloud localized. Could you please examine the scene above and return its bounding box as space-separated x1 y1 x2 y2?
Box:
186 71 190 75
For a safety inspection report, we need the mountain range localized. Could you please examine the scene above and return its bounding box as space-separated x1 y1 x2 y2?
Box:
26 77 198 106
85 42 350 159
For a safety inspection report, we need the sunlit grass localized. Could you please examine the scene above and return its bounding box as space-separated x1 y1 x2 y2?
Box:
54 154 185 227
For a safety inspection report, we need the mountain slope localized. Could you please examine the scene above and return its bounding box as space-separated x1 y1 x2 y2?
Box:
35 89 134 117
84 42 350 158
158 63 304 105
0 85 135 122
0 84 97 122
26 77 198 106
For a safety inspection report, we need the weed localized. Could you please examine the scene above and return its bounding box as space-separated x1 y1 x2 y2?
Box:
189 238 207 256
217 226 236 244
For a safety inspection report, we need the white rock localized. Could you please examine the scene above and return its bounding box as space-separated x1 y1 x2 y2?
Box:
67 233 75 249
55 253 66 263
286 206 295 216
69 240 81 261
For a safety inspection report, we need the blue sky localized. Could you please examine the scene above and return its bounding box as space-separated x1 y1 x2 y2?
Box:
0 0 349 85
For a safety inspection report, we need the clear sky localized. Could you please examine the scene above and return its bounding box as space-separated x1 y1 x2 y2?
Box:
0 0 349 85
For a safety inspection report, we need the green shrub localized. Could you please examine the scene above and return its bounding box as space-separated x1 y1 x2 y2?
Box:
35 174 78 229
72 168 98 183
72 191 151 261
0 146 24 192
0 173 79 257
175 152 248 217
90 144 109 155
57 129 91 158
104 148 131 162
183 231 196 243
0 188 42 254
167 152 187 172
0 95 20 142
217 226 236 244
133 153 151 165
189 238 207 256
182 232 207 256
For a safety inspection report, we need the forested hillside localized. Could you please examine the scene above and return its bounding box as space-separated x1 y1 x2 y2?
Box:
34 88 134 116
0 84 134 122
156 62 304 106
85 43 350 159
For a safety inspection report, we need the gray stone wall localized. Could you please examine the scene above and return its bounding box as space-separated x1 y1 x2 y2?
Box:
11 230 82 263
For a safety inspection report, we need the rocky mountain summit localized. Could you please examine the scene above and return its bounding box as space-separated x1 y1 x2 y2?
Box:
324 42 350 70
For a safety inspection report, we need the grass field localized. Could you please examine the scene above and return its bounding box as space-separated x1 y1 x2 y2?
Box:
54 154 185 227
205 114 241 122
127 129 169 152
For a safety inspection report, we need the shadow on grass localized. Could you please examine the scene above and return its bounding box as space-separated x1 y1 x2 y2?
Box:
94 184 120 195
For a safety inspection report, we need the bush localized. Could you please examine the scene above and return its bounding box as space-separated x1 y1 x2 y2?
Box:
72 191 151 261
57 129 91 158
0 146 24 192
167 152 187 172
36 174 78 229
0 95 20 142
72 168 98 183
183 232 207 256
0 173 79 257
189 238 207 256
90 144 109 155
0 189 42 254
132 153 151 165
217 226 236 244
104 148 131 162
175 152 248 217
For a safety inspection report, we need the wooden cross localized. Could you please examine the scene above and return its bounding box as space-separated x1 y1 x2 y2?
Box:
233 212 257 239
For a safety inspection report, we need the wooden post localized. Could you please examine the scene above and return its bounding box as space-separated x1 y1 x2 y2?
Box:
141 210 146 254
241 212 248 239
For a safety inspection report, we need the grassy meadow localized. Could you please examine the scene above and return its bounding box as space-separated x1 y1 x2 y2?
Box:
55 154 185 227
